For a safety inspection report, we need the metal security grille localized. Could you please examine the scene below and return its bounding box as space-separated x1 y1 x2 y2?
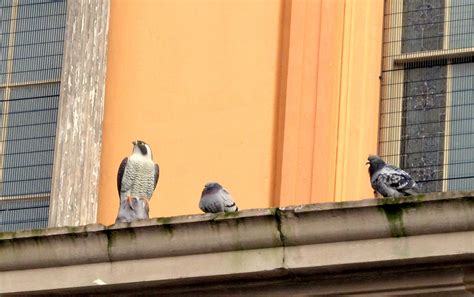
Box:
0 0 66 232
380 0 474 193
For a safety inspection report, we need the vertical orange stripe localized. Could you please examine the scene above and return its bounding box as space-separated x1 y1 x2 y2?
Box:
275 0 384 206
276 0 323 206
335 0 384 201
311 0 346 203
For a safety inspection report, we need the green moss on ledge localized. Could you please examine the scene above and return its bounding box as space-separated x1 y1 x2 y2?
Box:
156 217 175 237
376 194 426 237
378 204 406 237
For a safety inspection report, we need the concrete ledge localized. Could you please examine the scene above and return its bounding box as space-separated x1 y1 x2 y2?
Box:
2 192 474 295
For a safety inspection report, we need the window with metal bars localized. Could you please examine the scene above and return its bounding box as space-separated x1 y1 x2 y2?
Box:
380 0 474 193
0 0 66 232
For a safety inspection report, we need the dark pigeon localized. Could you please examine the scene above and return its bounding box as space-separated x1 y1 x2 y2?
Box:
367 155 419 198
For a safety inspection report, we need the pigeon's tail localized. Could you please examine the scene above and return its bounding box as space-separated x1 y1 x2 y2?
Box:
224 202 238 212
402 188 419 196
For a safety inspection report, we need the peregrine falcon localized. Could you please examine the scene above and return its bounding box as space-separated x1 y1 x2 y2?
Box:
116 140 160 223
199 182 238 213
367 155 419 198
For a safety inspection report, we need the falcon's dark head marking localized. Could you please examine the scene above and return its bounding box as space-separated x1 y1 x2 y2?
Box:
367 155 386 176
132 140 153 159
202 182 223 195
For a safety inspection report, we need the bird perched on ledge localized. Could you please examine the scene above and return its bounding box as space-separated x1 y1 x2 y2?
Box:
367 155 419 198
199 182 238 213
116 140 160 223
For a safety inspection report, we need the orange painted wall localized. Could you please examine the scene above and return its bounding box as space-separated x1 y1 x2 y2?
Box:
97 0 283 225
274 0 384 206
333 0 385 201
97 0 385 225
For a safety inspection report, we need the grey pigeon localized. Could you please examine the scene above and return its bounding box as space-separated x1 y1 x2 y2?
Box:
116 140 160 223
199 182 238 213
367 155 419 198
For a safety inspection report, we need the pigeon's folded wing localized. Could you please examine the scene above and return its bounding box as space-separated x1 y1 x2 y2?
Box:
200 195 223 213
221 189 237 208
383 165 417 192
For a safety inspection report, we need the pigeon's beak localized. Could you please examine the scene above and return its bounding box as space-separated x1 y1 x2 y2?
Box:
365 161 370 165
132 141 137 146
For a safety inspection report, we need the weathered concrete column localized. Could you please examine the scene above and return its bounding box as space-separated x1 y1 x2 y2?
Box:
48 0 110 227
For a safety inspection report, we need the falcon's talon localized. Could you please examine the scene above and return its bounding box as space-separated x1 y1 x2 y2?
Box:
127 196 135 210
143 198 150 214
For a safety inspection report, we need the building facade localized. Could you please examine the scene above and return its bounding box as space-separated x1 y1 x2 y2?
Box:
2 0 474 295
100 0 384 224
0 0 472 231
0 0 389 230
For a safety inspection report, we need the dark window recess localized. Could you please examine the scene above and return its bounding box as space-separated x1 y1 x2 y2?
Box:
401 0 445 53
380 0 474 194
400 65 447 193
0 0 66 232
